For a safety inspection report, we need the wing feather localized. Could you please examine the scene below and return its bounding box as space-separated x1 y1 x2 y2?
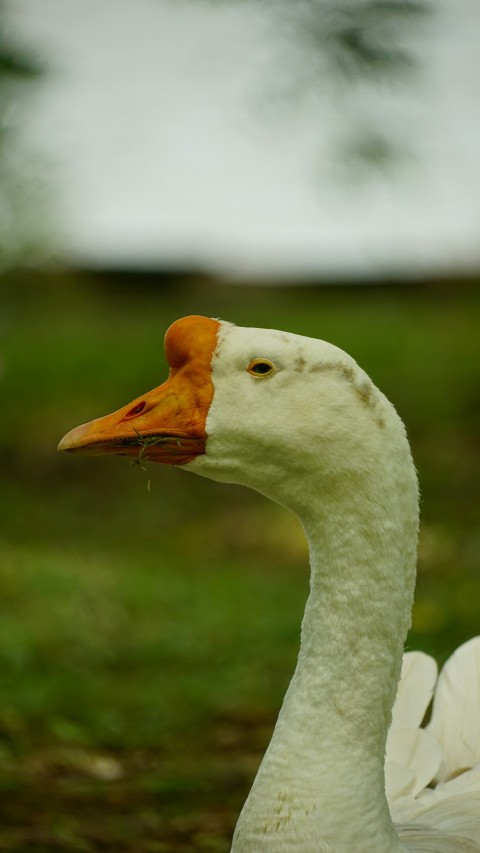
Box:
392 652 438 731
398 823 480 852
428 638 480 781
389 641 480 849
386 728 442 799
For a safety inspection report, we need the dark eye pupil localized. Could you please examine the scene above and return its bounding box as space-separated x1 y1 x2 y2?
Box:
252 362 272 374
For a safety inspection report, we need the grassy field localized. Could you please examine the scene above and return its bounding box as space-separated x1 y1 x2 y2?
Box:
0 274 479 851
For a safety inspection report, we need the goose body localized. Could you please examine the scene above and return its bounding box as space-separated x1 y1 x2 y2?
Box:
59 315 480 852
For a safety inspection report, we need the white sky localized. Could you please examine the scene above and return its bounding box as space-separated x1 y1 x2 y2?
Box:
8 0 480 279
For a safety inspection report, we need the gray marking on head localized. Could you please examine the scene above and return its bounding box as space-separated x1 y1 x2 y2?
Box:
356 379 373 407
308 361 386 427
311 362 355 383
295 355 307 373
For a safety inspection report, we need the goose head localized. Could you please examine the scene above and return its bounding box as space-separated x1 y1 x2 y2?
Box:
59 314 407 516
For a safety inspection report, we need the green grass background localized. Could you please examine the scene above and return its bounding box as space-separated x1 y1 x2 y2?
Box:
0 275 479 851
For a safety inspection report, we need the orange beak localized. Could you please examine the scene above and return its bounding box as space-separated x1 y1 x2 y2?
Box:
58 315 219 466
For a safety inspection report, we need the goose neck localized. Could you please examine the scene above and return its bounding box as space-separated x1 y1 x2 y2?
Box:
232 451 418 852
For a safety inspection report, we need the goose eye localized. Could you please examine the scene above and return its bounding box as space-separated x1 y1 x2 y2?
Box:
247 358 276 378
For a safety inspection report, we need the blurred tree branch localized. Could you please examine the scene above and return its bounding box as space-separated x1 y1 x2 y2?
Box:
0 5 49 271
200 0 432 176
292 0 430 79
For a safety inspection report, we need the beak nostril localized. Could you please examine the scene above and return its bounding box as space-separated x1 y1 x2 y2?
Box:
125 401 146 418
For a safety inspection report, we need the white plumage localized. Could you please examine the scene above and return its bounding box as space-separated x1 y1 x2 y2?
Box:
59 316 480 853
388 638 480 849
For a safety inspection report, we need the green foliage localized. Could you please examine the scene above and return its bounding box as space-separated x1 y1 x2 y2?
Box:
0 274 479 850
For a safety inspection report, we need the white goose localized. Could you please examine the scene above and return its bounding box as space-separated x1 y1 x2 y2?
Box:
59 315 480 853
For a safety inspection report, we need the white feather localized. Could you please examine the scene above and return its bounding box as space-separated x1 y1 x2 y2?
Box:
389 645 480 849
434 764 480 796
386 761 417 801
396 791 480 847
398 823 480 852
386 728 442 798
391 652 438 730
428 637 480 781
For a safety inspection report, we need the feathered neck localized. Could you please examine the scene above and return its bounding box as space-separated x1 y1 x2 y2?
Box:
231 419 419 853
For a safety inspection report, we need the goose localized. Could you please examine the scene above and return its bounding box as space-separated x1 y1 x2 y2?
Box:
58 314 480 853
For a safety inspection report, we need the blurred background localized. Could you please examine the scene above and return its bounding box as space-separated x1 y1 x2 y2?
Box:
1 1 479 850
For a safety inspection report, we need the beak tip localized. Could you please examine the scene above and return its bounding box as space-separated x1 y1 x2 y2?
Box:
58 423 90 453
